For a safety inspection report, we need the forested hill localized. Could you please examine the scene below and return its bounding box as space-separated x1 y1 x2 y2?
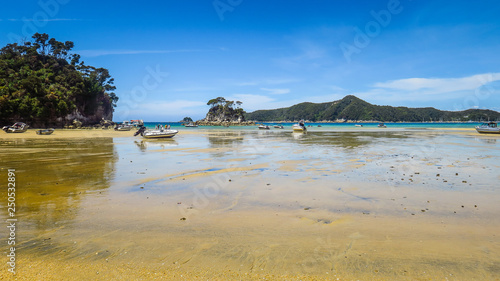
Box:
245 95 500 122
0 33 118 127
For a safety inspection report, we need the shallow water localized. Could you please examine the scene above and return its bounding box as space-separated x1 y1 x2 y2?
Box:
1 129 500 279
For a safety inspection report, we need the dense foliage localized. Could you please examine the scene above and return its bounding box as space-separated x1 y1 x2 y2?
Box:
0 33 118 126
245 95 500 122
204 97 245 122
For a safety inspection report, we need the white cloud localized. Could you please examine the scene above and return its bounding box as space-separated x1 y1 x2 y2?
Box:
356 73 500 104
5 18 81 22
374 73 500 93
78 49 205 57
115 100 206 121
260 88 290 95
233 78 300 87
226 94 276 111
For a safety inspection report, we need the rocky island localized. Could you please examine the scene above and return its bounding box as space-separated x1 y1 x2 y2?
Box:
196 97 255 126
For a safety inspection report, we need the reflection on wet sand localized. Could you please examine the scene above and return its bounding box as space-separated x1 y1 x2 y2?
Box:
0 138 117 261
1 130 500 280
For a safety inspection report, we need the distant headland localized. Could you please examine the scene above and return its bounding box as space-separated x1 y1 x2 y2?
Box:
244 95 500 123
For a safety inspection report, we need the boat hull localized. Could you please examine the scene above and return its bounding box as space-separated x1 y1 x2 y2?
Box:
142 130 178 139
475 128 500 134
115 126 132 131
36 129 54 135
292 125 306 132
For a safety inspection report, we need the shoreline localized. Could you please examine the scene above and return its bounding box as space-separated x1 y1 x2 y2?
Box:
0 127 492 140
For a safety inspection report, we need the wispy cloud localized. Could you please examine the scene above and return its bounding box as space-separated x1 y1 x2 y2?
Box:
233 78 300 87
78 49 207 57
4 18 82 22
260 88 290 95
354 73 500 108
117 100 206 120
173 86 218 92
374 73 500 94
273 40 327 71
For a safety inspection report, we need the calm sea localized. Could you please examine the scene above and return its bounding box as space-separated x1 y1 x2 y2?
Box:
141 121 483 130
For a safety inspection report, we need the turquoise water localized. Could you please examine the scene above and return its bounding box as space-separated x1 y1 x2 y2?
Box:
142 121 482 130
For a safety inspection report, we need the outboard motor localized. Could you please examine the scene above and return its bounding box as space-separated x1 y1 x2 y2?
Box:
299 120 306 130
134 126 146 136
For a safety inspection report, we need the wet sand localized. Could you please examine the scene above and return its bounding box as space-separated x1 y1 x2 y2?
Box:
1 128 499 280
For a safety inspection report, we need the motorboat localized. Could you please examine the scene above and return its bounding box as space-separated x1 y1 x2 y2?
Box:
134 125 178 139
378 123 387 128
355 124 363 127
273 124 284 129
292 120 306 132
115 121 134 131
36 128 55 135
130 120 144 127
258 124 270 130
2 122 29 133
184 123 198 127
475 122 500 134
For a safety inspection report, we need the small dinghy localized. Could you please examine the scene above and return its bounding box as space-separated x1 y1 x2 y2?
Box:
36 128 55 135
2 122 29 133
292 120 306 132
134 125 178 139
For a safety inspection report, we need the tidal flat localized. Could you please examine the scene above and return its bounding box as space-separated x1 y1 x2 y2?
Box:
1 128 499 280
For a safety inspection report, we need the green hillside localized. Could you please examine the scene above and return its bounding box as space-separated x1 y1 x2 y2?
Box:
245 95 500 122
0 33 118 127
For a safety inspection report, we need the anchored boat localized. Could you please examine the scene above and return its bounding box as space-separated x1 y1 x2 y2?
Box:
115 121 134 131
36 128 55 135
258 124 270 130
292 120 306 132
475 122 500 134
134 125 178 139
2 122 29 133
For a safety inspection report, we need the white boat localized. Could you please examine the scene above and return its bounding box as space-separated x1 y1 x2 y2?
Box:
130 120 144 127
378 123 387 128
274 124 284 129
36 128 55 135
184 123 198 127
115 121 134 131
475 122 500 134
258 124 270 130
134 125 178 139
292 120 306 132
355 124 363 127
2 122 29 133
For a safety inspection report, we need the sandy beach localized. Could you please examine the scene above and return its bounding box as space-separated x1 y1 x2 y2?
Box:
1 127 499 280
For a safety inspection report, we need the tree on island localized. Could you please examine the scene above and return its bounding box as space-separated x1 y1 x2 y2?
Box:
181 117 193 122
204 97 245 122
0 33 118 127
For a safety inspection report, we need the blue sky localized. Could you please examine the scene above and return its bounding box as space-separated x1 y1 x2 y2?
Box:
2 0 500 121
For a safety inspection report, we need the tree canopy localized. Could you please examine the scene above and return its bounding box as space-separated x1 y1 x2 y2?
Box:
0 33 118 126
204 97 246 122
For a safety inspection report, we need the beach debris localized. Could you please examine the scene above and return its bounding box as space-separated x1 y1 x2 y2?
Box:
180 217 186 221
304 207 311 210
140 186 144 189
436 174 440 177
